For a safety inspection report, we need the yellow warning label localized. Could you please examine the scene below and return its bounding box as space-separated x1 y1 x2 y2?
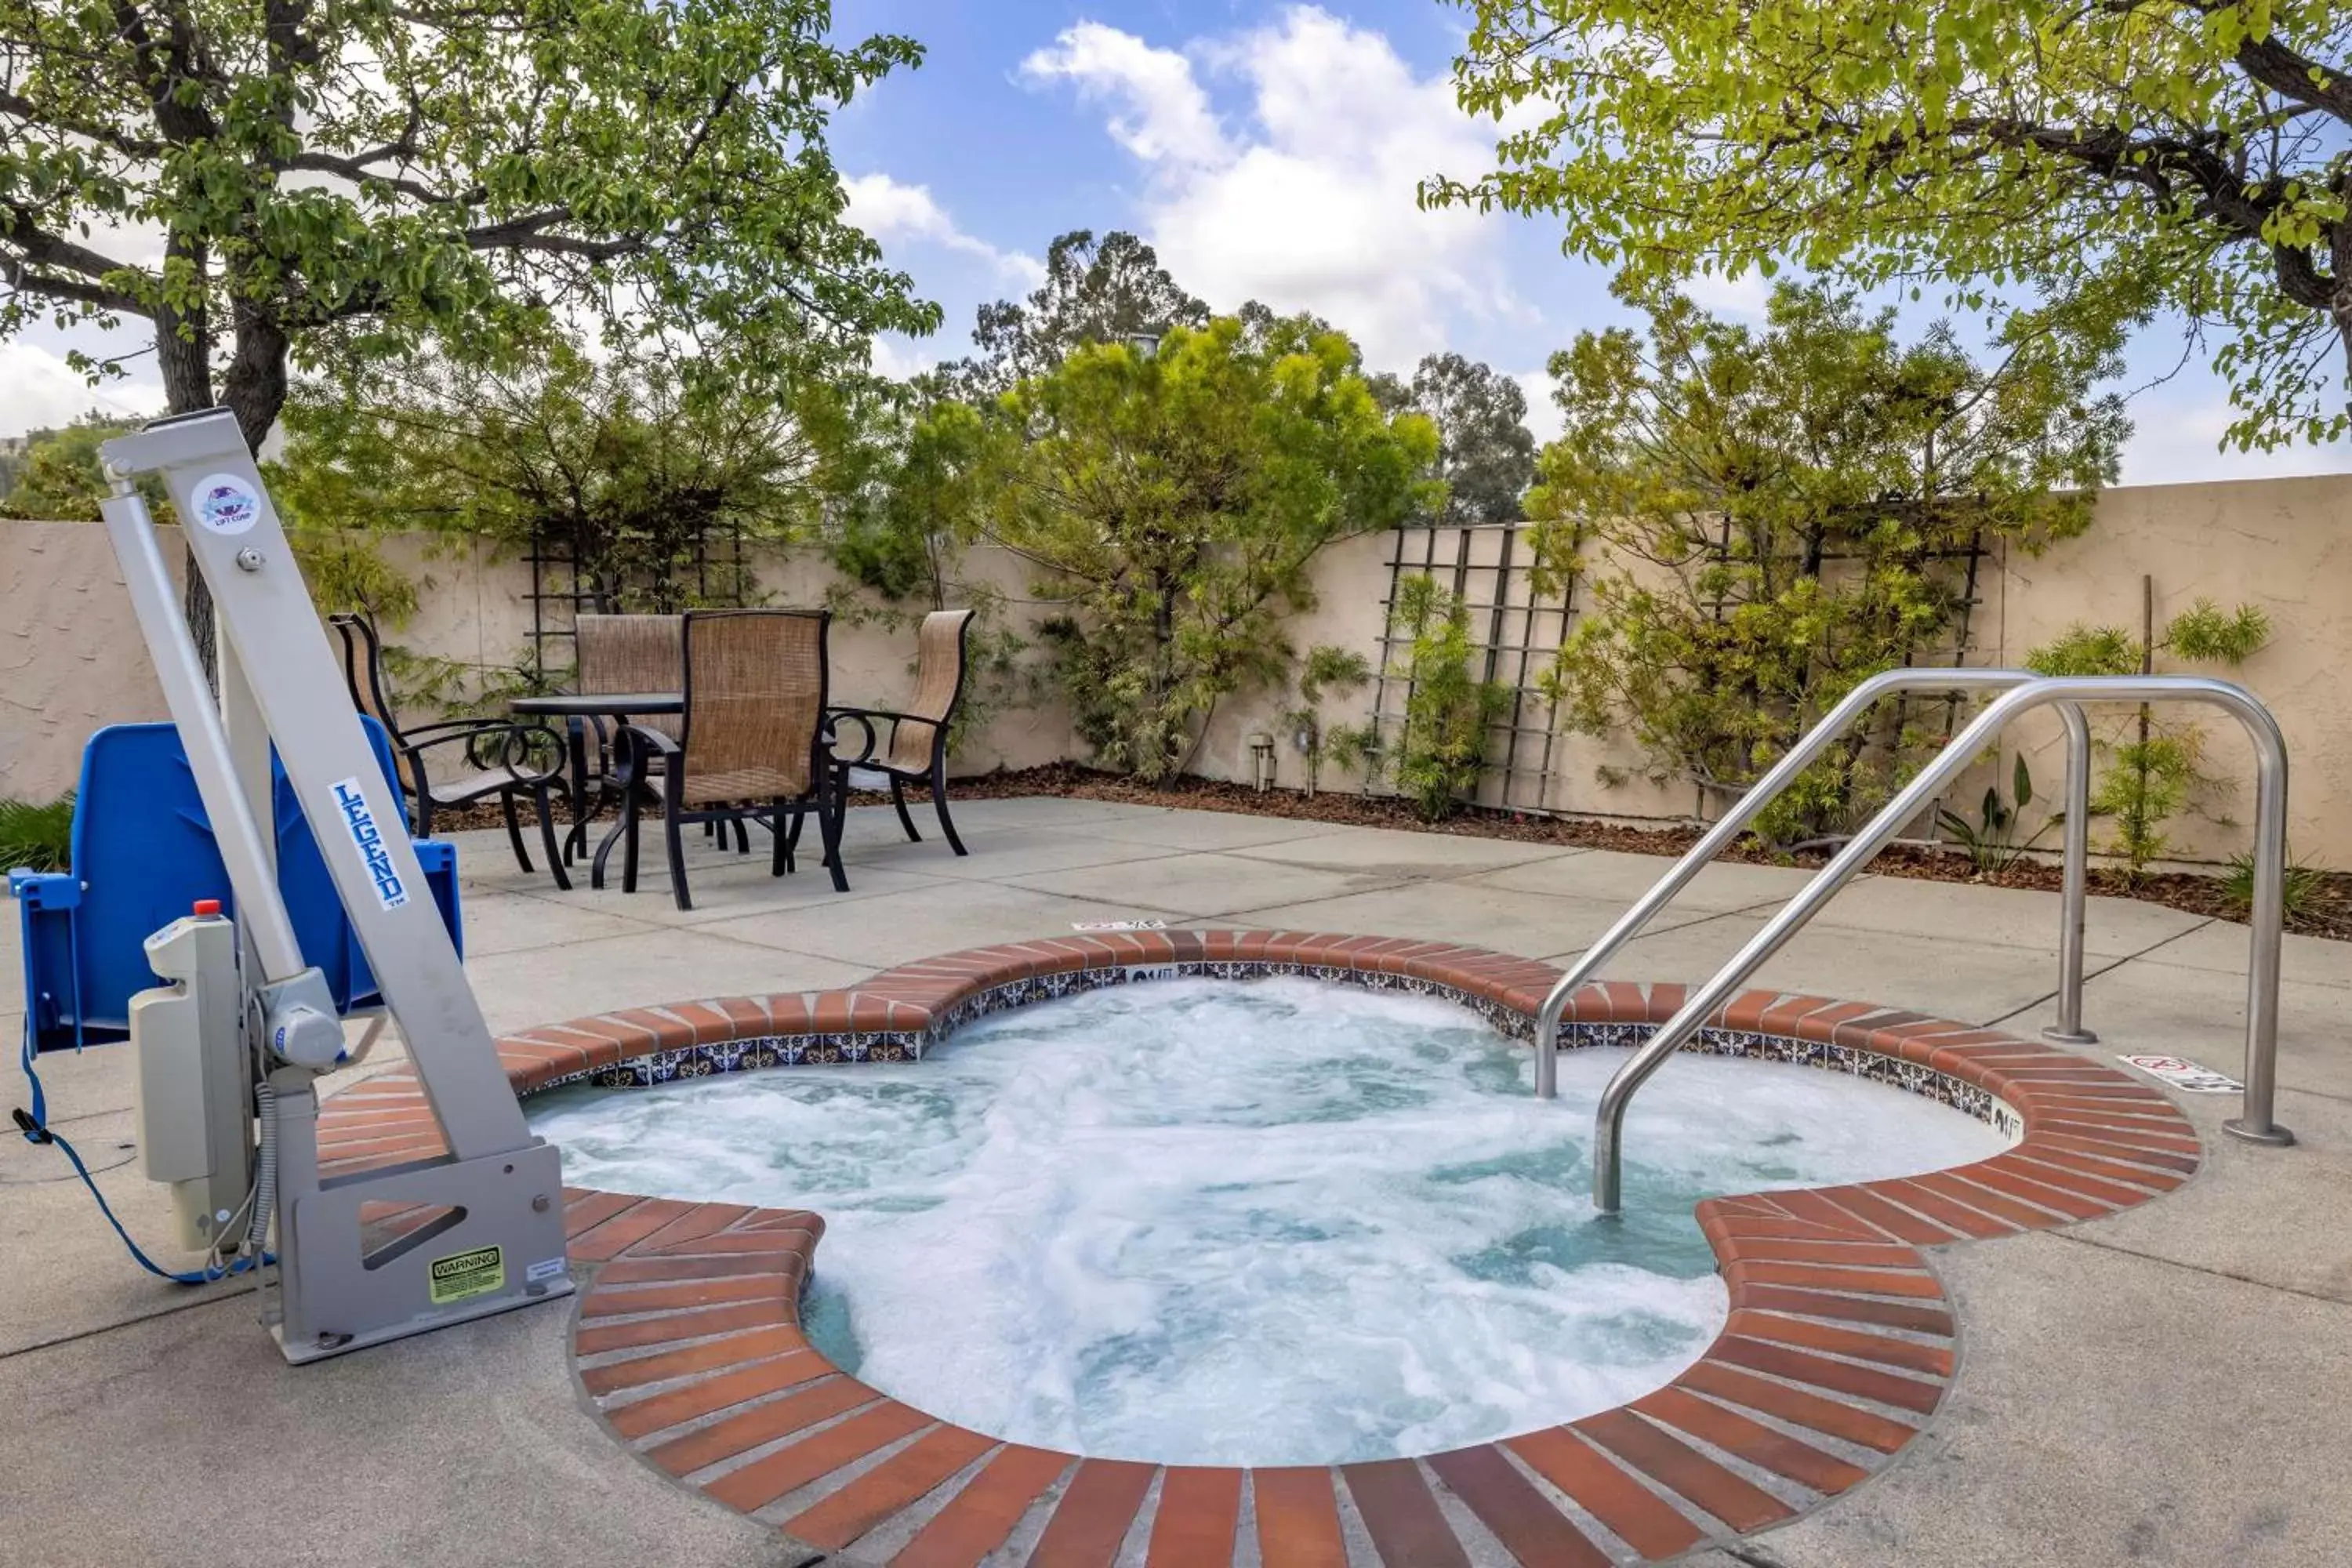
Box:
427 1244 504 1305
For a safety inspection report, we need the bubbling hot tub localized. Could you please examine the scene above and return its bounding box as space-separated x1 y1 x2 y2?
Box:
529 964 2012 1467
390 930 2203 1561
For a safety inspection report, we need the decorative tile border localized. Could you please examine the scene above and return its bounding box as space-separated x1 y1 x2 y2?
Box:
314 929 2203 1566
552 958 2024 1142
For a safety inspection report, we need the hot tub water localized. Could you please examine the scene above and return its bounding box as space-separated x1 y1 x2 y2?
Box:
532 977 2000 1465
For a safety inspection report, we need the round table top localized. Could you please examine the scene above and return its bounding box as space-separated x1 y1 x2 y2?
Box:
509 691 683 717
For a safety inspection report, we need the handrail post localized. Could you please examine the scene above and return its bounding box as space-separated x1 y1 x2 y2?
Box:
1592 674 2293 1214
2043 702 2098 1045
1533 668 2042 1099
2224 695 2294 1146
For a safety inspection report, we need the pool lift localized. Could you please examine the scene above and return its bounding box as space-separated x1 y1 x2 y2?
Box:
50 409 574 1362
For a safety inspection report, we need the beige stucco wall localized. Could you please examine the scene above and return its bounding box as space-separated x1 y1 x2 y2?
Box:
0 523 1073 800
1200 474 2352 867
1971 475 2352 865
4 470 2347 866
0 521 180 800
1195 523 1697 827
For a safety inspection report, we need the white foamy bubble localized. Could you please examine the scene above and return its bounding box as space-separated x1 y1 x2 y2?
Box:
532 977 2002 1465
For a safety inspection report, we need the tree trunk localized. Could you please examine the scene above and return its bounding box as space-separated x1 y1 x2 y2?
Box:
220 308 291 455
154 234 220 678
2338 303 2352 429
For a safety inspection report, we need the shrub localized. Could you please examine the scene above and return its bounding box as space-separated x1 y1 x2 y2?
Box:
2028 596 2271 877
916 315 1440 782
0 793 74 873
1528 280 2125 847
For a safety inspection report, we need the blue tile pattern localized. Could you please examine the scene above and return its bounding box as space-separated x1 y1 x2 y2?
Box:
520 963 2022 1141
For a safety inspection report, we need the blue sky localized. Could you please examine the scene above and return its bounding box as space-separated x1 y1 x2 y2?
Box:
823 0 2347 487
9 0 2345 487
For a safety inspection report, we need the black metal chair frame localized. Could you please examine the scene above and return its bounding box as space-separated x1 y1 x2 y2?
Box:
559 713 758 869
327 613 571 889
824 612 974 858
612 608 848 912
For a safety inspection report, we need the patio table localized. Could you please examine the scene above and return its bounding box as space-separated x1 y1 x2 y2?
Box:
508 692 684 879
509 692 683 719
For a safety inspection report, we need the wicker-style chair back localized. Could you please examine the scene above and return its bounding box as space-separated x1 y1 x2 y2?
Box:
885 609 975 773
577 612 684 739
328 613 418 795
680 609 829 804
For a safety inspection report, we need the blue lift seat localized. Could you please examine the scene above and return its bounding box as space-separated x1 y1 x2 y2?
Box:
9 717 464 1056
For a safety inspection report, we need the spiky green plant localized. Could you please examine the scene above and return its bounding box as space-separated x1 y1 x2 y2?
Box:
0 793 74 873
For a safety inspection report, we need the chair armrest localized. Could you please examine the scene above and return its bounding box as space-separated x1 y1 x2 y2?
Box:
612 722 681 791
403 721 567 787
826 704 927 727
400 717 531 740
824 710 883 767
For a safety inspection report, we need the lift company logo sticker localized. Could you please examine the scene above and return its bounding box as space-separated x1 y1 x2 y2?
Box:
427 1245 505 1306
188 473 261 535
329 776 409 910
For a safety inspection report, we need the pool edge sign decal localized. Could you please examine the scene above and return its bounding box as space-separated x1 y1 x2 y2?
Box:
188 472 262 535
2118 1054 2242 1094
328 775 409 910
427 1244 504 1305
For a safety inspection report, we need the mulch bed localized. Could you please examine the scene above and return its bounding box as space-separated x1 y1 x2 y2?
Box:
432 760 2352 941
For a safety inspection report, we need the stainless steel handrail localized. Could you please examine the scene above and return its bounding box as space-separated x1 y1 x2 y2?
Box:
1590 673 2292 1214
1533 668 2096 1095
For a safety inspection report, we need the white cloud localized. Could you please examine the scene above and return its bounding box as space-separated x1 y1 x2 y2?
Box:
1513 368 1566 447
867 334 940 382
0 340 161 437
843 172 1044 285
2117 397 2352 487
1020 7 1527 371
1022 21 1227 169
1682 267 1773 320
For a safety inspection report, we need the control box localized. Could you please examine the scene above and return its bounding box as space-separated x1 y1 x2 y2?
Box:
129 908 256 1253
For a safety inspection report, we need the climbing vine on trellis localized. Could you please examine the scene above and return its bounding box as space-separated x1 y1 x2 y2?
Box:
1526 281 2130 846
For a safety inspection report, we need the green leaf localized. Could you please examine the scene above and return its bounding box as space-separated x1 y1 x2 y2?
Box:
1428 0 2347 448
0 0 935 445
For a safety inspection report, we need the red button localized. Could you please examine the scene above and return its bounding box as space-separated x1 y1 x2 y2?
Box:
192 899 223 916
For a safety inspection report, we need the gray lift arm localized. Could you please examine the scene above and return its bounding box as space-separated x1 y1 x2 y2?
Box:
100 409 574 1363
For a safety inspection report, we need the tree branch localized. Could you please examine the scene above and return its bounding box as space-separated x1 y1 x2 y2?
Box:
2230 31 2352 125
0 89 165 159
0 253 147 317
0 206 149 314
1826 112 2341 311
111 0 220 143
462 208 641 260
283 149 481 207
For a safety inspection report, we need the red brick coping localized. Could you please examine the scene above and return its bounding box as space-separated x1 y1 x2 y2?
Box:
317 930 2200 1565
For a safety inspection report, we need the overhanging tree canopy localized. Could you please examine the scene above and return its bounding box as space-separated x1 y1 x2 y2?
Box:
272 343 823 614
1 0 938 450
1430 0 2352 450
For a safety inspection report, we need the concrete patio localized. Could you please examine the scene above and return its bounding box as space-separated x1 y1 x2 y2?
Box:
5 795 2348 1567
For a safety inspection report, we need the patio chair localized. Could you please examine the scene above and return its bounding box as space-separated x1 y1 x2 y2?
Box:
568 612 749 858
826 608 975 857
327 613 571 889
614 608 846 910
